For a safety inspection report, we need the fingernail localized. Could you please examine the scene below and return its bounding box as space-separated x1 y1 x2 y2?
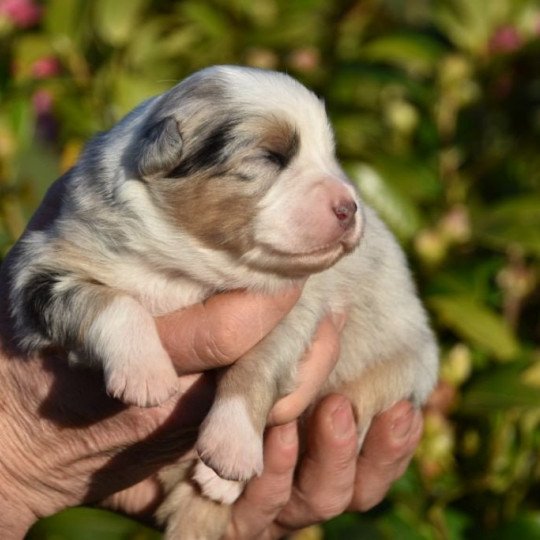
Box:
279 422 298 446
332 400 354 438
392 405 415 439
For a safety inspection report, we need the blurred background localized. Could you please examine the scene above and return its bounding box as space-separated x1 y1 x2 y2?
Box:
1 0 539 538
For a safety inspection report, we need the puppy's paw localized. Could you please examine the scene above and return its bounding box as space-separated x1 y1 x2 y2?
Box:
105 357 178 407
193 460 244 504
196 396 264 481
88 295 179 407
157 475 231 540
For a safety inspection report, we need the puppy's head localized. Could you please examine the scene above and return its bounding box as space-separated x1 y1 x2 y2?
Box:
131 66 362 278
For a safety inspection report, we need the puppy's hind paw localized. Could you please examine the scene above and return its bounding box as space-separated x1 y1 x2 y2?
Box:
193 460 244 504
196 396 264 481
158 477 231 540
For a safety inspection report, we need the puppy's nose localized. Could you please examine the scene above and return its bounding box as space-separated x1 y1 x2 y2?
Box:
333 199 357 230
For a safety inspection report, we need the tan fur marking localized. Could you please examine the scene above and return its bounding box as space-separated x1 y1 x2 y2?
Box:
152 175 259 256
149 116 300 258
336 356 417 425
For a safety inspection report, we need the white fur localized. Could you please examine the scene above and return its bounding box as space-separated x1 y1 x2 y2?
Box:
87 295 178 406
193 460 244 504
197 395 264 481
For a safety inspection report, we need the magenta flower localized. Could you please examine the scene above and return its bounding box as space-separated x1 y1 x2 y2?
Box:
0 0 42 28
32 89 54 115
31 56 61 79
489 25 522 54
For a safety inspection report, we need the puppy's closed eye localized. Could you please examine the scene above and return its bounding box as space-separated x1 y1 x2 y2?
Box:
262 150 288 169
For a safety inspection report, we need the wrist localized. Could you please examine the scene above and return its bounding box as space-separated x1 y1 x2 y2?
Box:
0 411 40 539
0 347 59 537
0 478 37 539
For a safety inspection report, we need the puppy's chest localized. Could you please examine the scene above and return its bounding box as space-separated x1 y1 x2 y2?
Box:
111 264 211 315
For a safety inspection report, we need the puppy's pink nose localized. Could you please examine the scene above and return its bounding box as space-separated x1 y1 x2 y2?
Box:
333 200 357 229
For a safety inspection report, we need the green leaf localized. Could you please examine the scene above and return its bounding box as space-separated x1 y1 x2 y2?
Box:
461 364 540 412
348 162 423 240
113 74 171 117
474 196 540 257
434 0 507 55
483 511 540 539
95 0 149 47
324 513 384 540
372 155 440 204
429 295 520 360
181 2 231 38
6 97 33 154
44 0 85 43
12 35 54 80
26 507 161 540
361 32 447 75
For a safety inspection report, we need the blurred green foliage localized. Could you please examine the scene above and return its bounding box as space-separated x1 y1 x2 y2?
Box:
1 0 539 538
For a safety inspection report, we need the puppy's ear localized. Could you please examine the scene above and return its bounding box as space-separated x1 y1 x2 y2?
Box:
137 116 183 179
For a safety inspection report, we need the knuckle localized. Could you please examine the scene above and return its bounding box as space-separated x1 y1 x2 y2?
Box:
201 325 236 366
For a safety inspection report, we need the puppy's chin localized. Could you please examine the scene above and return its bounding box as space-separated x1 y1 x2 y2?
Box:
242 237 359 278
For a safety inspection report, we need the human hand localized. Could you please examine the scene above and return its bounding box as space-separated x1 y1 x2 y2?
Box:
226 397 423 539
0 178 422 539
102 318 422 539
0 274 344 538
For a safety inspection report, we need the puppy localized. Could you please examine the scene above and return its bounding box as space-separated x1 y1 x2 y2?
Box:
7 66 438 538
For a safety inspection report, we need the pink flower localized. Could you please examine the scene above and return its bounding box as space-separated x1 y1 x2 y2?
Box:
32 89 54 115
0 0 41 28
489 25 522 54
31 56 61 79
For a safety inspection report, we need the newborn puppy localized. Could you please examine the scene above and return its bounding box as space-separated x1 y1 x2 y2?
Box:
8 66 438 538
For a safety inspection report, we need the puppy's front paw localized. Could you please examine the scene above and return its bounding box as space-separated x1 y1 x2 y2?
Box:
196 396 264 481
105 357 178 407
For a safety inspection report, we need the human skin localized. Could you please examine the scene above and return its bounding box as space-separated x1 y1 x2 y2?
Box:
0 180 423 539
0 285 422 539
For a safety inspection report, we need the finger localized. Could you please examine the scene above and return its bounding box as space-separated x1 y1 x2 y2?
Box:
155 287 302 373
227 422 299 540
349 400 423 511
276 395 358 532
268 313 344 426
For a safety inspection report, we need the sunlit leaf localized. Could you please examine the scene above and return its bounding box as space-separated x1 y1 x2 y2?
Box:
434 0 506 55
361 32 447 75
12 35 54 81
113 74 171 117
289 525 324 540
429 295 520 360
94 0 149 47
181 2 230 38
348 162 423 240
6 97 33 153
372 155 440 204
44 0 84 42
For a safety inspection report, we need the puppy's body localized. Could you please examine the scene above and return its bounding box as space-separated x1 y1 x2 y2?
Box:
8 66 437 539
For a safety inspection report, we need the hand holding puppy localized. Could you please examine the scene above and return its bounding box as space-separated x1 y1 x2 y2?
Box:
2 66 433 539
0 198 421 538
